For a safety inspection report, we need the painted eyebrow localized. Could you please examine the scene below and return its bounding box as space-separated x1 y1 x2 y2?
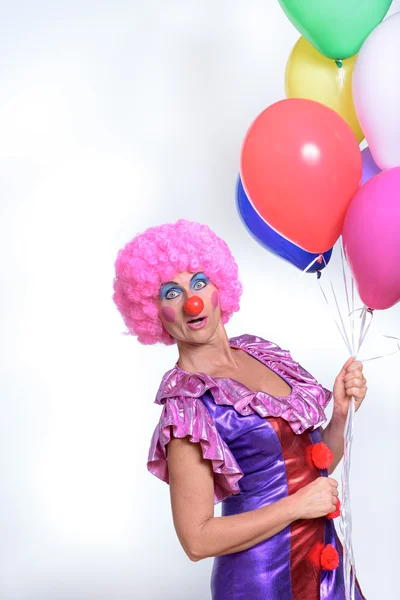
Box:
161 281 179 287
161 273 207 288
190 272 207 281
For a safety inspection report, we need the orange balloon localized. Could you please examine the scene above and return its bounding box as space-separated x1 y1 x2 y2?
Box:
240 99 362 253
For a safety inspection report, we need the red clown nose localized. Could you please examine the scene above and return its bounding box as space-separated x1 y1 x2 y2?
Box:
184 296 204 316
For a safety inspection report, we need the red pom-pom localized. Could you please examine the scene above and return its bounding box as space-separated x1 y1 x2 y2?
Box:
321 544 340 570
311 442 334 469
327 498 341 519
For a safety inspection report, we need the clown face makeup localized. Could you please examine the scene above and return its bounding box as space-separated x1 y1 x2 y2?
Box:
158 271 221 344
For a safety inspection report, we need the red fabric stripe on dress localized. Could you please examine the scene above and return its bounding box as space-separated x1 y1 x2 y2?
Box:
269 417 325 600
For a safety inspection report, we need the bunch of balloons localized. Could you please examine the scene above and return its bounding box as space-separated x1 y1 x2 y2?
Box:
238 1 400 311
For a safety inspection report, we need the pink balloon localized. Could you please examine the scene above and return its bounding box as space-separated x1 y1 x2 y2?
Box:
343 167 400 310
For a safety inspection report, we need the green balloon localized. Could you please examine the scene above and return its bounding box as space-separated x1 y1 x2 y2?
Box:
279 0 392 59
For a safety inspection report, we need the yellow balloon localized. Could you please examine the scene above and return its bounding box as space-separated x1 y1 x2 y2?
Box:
285 36 364 144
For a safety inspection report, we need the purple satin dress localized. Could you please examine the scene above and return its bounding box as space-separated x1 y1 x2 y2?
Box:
148 334 366 599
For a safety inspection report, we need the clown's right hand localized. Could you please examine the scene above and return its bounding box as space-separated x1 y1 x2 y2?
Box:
292 477 339 520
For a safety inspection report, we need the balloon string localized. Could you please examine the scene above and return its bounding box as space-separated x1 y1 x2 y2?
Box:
319 248 398 600
339 312 398 600
320 252 353 355
317 278 353 354
360 335 400 362
329 280 353 354
340 243 355 352
341 288 371 600
318 248 375 600
339 242 358 600
351 276 355 358
340 394 356 600
359 308 374 352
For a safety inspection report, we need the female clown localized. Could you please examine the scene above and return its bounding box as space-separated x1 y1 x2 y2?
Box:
112 219 367 600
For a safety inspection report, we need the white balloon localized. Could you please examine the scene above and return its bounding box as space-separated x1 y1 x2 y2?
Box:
353 12 400 169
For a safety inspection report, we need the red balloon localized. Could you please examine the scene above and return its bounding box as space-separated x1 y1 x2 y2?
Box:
240 99 362 253
184 296 204 316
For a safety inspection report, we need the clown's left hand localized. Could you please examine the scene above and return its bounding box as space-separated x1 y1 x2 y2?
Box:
332 358 367 419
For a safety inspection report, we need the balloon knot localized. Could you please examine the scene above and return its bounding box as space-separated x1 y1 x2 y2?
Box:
317 254 323 264
316 270 322 280
335 59 343 68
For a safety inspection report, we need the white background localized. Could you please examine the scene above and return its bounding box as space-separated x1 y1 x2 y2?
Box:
1 1 400 599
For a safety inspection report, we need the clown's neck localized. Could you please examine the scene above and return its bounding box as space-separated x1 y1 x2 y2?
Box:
176 326 238 376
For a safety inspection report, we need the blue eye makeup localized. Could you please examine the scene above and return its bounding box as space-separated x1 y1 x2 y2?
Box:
159 273 209 300
191 272 209 291
159 284 182 300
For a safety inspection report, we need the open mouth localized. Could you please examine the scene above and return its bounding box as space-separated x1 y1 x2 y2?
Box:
187 316 208 330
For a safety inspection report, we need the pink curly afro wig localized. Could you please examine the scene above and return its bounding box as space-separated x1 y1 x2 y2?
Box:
112 219 242 345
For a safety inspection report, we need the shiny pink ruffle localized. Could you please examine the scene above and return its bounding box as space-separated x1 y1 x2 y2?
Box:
155 334 332 435
147 395 244 503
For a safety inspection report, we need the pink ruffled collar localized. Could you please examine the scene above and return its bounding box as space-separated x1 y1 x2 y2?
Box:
155 334 331 434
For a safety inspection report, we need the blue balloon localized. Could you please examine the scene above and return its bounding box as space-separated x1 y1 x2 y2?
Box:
236 176 332 273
